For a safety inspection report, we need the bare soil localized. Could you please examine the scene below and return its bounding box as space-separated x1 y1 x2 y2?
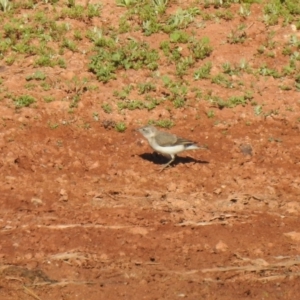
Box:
0 1 300 299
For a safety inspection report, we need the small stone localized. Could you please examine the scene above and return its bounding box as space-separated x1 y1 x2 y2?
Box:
24 253 33 260
89 161 99 170
215 241 228 252
283 202 300 214
31 197 44 206
284 231 300 241
214 188 222 195
59 189 68 202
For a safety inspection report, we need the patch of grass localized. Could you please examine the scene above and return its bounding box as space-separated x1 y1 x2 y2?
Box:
69 94 80 109
162 76 188 108
149 119 174 129
24 83 37 90
48 121 59 129
5 56 16 65
0 0 12 12
44 96 55 103
118 99 144 111
113 85 134 99
152 0 169 15
194 61 212 80
239 3 252 18
89 39 159 83
188 36 213 60
211 73 234 88
169 30 190 43
61 3 101 20
102 103 112 114
254 105 263 116
137 82 156 94
116 0 137 8
14 95 36 108
26 70 46 81
207 110 215 118
176 56 194 77
61 38 77 52
164 7 200 32
215 9 234 21
115 122 127 132
227 24 247 44
258 63 281 78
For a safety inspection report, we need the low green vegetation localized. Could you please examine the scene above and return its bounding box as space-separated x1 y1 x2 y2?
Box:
14 95 36 108
115 121 127 132
0 0 298 131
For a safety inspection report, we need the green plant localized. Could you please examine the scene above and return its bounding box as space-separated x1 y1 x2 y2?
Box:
211 74 233 88
149 119 174 128
62 3 100 20
92 112 99 121
169 30 190 43
144 95 161 110
258 64 281 78
24 83 37 90
295 74 300 90
89 40 159 83
152 0 169 15
207 110 215 118
0 0 11 12
48 121 59 129
215 9 234 21
254 105 263 116
118 100 144 111
14 95 36 108
188 36 213 60
176 56 194 77
116 0 137 7
115 122 127 132
74 30 83 41
239 3 251 18
61 38 77 52
227 24 247 44
194 61 212 80
137 82 156 94
113 85 134 99
263 2 280 26
165 7 200 31
69 94 80 108
162 76 188 108
44 96 55 103
102 103 112 114
5 56 15 65
26 70 46 81
87 3 101 18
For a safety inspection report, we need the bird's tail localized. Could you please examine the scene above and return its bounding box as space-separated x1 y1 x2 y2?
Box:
185 144 208 150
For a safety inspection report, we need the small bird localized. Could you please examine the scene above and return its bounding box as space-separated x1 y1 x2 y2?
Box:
137 125 205 171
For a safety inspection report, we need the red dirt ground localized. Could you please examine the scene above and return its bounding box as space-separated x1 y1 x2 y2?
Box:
0 1 300 299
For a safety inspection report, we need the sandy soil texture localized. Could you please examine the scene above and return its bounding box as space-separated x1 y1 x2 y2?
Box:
0 0 300 299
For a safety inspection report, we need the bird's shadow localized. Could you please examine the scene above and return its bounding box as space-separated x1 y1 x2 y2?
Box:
139 152 209 166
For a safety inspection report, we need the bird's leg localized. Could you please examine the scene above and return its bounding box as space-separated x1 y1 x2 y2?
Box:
159 155 175 172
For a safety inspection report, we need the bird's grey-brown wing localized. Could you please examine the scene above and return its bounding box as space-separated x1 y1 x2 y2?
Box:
155 132 196 147
174 137 197 147
155 131 178 146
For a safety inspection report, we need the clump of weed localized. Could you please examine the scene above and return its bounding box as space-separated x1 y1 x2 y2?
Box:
115 122 127 132
14 95 36 108
89 39 159 83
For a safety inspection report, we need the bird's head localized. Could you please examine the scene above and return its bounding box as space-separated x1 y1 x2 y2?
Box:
137 125 157 139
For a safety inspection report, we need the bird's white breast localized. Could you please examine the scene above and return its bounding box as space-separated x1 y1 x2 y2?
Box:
148 138 185 155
